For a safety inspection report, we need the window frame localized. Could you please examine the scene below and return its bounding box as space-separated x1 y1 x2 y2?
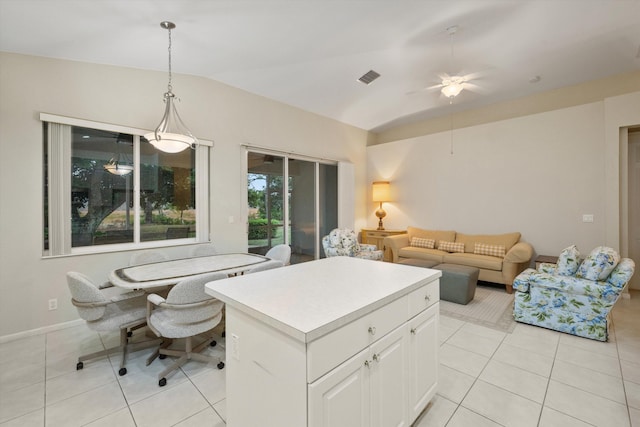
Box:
41 113 212 257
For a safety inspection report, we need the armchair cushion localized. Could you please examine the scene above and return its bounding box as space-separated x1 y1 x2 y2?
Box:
576 246 620 281
556 245 581 276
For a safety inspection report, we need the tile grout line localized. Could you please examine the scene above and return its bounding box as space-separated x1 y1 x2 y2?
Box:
611 315 634 427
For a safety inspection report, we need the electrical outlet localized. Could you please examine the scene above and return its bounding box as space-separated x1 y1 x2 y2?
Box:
231 333 240 360
48 298 58 310
582 214 594 223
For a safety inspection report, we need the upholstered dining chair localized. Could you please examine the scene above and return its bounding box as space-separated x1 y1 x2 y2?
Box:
67 272 161 376
245 259 285 274
190 243 218 257
129 250 169 266
146 271 227 387
265 244 292 265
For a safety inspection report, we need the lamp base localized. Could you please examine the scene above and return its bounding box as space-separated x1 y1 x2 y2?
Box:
375 205 386 231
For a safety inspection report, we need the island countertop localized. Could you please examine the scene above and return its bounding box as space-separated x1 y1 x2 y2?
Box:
205 256 440 343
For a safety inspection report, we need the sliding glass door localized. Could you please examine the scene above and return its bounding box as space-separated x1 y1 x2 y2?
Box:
247 150 337 264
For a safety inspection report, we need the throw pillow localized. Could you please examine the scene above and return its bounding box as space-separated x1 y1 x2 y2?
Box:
474 242 506 258
556 245 581 276
575 246 620 281
438 241 465 253
410 237 435 249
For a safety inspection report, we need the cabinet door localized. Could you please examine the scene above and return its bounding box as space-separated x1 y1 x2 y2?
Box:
370 325 409 427
308 348 371 427
407 303 439 424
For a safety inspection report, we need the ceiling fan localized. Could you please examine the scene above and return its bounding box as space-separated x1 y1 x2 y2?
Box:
408 25 485 102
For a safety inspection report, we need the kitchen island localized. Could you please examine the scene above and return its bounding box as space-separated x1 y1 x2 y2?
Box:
205 256 441 427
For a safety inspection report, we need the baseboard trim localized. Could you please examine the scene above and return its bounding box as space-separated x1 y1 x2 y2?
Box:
0 319 84 344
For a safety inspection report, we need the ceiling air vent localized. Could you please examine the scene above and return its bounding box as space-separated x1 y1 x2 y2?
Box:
357 70 381 85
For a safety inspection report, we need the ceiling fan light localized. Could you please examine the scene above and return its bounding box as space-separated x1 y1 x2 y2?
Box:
441 82 463 98
441 76 465 98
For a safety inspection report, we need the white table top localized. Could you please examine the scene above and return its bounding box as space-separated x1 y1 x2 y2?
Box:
109 253 270 289
205 257 440 343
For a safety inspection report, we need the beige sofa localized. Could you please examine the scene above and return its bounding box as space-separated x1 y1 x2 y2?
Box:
384 227 533 293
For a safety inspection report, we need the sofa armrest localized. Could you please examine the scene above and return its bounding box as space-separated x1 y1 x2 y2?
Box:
504 242 533 264
513 268 537 292
606 258 636 289
358 243 379 252
384 234 410 263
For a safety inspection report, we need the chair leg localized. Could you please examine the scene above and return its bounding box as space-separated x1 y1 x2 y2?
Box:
156 336 224 387
146 339 172 366
77 325 161 376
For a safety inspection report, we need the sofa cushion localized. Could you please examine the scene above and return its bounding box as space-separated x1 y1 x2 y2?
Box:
556 245 581 276
443 253 503 271
455 232 521 254
398 247 446 263
410 237 435 249
438 241 465 253
576 246 620 281
474 243 506 258
407 227 456 247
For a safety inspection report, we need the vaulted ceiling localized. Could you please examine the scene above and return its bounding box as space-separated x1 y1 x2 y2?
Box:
1 0 639 132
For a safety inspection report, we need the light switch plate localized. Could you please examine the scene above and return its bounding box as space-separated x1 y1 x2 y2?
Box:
582 214 594 223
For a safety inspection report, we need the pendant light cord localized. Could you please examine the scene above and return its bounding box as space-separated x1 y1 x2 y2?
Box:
167 26 173 93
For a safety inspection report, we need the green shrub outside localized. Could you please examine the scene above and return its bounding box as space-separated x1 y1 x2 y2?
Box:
248 218 280 239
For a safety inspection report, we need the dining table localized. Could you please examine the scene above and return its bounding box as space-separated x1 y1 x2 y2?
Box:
108 252 271 290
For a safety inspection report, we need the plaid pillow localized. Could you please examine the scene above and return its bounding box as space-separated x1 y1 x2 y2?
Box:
438 241 464 253
474 242 506 258
410 237 435 249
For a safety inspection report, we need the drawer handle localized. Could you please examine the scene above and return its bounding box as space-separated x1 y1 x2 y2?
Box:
424 294 431 302
372 353 380 362
410 328 417 335
368 326 376 336
364 360 371 368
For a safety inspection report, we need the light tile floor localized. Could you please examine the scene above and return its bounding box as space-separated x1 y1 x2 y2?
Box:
1 291 639 427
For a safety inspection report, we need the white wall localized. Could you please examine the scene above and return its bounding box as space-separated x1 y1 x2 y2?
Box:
0 52 369 338
367 95 640 265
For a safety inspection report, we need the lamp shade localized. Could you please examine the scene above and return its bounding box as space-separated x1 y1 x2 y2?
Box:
372 181 391 202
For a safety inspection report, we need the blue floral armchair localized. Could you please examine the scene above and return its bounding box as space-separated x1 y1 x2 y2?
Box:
513 245 635 341
322 228 384 261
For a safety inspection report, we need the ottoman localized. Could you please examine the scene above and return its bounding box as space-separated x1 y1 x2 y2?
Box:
397 258 440 268
433 263 479 305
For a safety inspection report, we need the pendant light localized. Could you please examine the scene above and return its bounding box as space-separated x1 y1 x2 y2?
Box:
144 21 198 154
104 154 133 176
104 134 133 176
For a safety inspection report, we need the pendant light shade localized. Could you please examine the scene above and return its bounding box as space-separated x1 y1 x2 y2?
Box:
104 157 133 176
145 21 197 153
144 91 197 153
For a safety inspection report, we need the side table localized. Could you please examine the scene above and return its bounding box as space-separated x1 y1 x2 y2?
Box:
361 228 406 262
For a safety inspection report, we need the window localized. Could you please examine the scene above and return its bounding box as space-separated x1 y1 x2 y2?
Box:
42 114 211 256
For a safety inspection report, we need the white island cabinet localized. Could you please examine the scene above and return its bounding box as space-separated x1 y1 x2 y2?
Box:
205 257 440 427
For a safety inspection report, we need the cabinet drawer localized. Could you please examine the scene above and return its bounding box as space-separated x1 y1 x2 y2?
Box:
408 280 439 318
307 295 407 383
